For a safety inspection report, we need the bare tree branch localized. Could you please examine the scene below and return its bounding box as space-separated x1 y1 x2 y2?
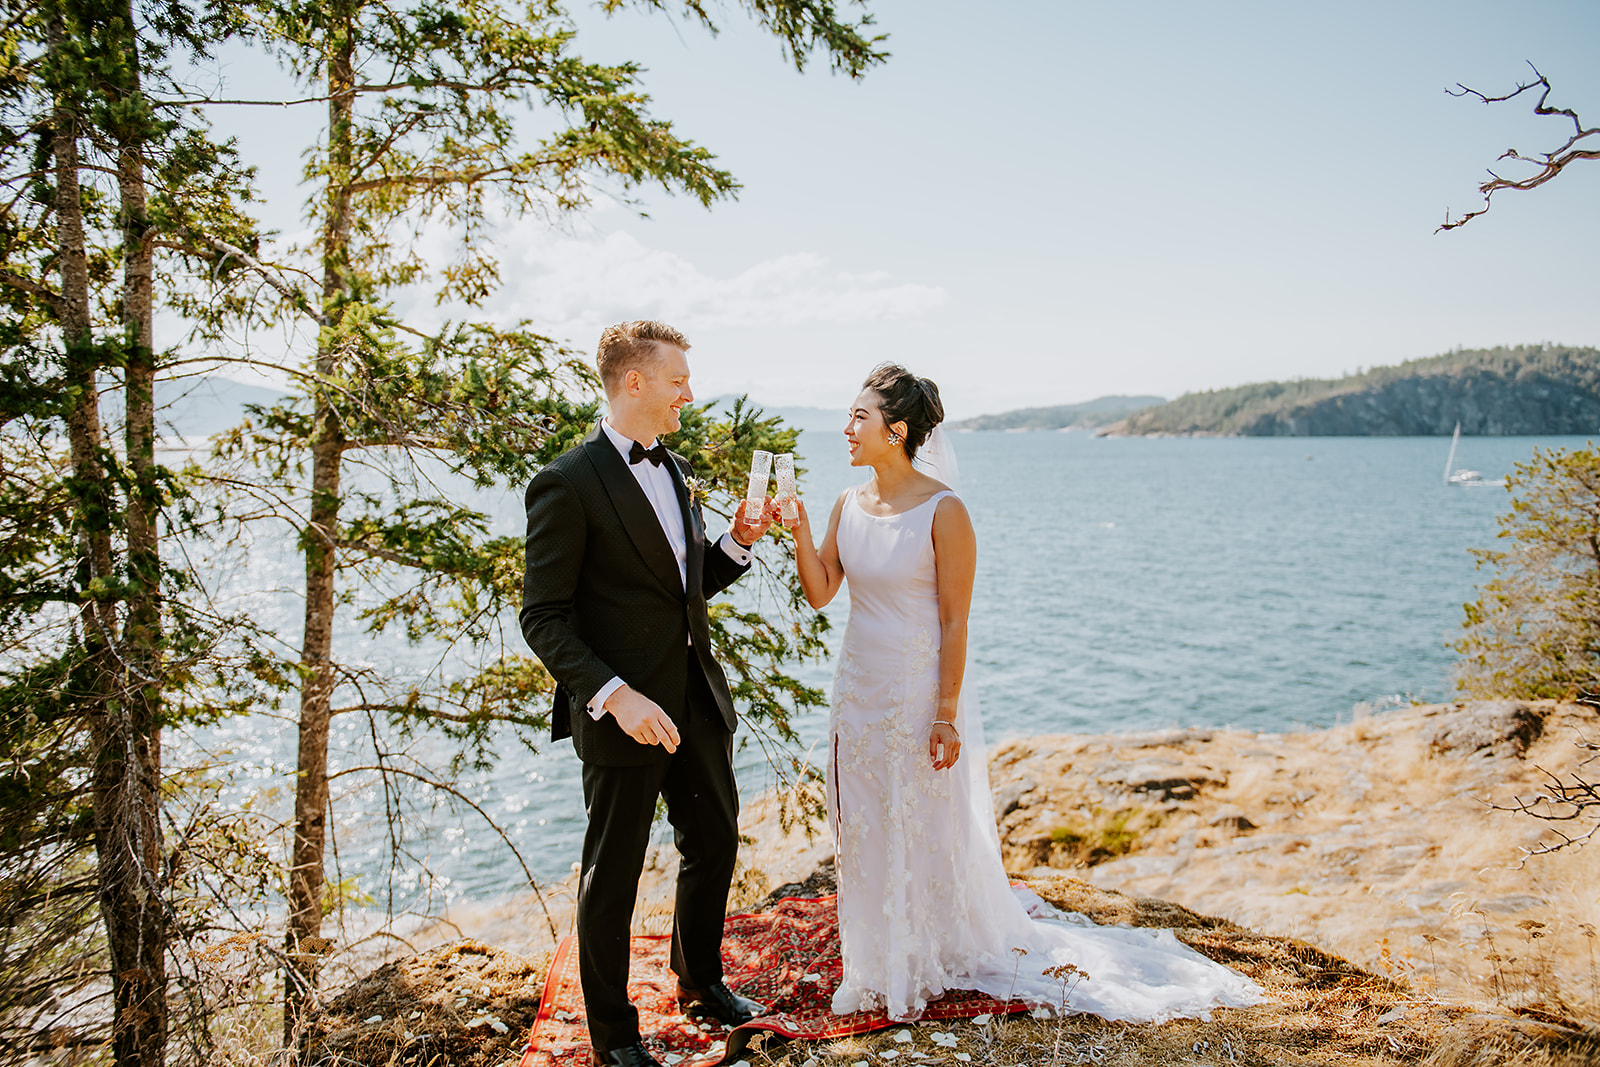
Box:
1485 742 1600 856
325 763 559 941
1440 63 1600 231
183 234 328 326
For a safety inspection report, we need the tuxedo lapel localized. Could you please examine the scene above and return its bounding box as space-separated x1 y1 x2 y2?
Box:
667 455 706 595
583 428 684 596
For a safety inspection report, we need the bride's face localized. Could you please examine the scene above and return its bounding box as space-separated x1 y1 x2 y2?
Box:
844 389 902 467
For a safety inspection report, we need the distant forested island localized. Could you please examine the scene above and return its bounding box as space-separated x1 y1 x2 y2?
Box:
949 395 1166 432
1098 344 1600 436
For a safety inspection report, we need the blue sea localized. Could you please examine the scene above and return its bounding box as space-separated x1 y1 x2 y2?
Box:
184 428 1591 904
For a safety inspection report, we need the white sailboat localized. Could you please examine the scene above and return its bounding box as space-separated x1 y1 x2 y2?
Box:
1443 422 1505 487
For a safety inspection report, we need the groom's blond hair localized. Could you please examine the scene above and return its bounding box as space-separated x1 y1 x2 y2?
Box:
596 320 691 397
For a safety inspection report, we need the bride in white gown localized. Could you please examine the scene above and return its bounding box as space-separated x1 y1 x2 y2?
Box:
786 364 1264 1023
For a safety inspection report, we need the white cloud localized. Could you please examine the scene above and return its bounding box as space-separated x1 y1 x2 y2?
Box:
403 217 946 342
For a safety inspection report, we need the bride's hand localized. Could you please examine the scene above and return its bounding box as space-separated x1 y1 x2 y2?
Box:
784 495 809 533
929 720 961 770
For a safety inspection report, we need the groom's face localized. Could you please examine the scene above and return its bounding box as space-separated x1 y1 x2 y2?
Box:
633 343 694 439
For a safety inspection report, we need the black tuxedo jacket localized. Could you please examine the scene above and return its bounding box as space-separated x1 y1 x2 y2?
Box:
520 425 751 766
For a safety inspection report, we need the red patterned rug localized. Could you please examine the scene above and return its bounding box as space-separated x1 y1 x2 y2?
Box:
518 894 1026 1067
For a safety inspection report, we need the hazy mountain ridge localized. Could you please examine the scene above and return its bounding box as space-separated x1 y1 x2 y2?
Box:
1101 344 1600 436
949 395 1167 432
139 377 290 439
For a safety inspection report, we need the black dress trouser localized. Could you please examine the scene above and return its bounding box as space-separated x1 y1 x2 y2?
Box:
576 660 740 1053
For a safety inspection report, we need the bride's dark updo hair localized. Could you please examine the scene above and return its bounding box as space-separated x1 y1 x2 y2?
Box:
862 363 944 461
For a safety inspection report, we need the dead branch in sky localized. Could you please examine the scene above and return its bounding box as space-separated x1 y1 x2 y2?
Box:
1439 63 1599 231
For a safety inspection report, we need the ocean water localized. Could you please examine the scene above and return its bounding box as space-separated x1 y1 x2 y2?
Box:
183 429 1591 903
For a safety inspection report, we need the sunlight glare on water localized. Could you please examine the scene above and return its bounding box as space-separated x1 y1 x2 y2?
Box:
178 428 1589 899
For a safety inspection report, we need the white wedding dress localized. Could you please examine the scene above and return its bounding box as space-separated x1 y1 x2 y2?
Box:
826 483 1264 1022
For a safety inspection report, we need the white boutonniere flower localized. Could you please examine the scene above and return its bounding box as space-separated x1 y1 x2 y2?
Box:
683 475 709 506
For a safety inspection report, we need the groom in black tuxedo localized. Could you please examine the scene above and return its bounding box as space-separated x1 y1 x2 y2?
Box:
521 321 773 1067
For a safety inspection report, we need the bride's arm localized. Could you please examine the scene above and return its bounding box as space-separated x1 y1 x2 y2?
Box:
790 491 848 609
930 496 977 770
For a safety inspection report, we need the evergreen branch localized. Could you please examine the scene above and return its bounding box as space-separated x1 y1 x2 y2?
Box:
340 435 453 451
330 538 452 569
0 269 63 313
165 71 530 108
345 110 431 186
330 701 528 725
345 161 520 194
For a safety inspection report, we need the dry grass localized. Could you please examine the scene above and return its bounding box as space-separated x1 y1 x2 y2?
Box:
303 939 549 1067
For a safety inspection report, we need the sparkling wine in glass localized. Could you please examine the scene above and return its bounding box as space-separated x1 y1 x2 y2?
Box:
744 450 773 521
774 453 799 523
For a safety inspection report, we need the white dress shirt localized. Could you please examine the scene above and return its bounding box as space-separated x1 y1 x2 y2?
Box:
588 418 754 719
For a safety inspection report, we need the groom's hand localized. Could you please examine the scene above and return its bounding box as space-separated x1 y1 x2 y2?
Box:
604 685 680 753
731 497 777 546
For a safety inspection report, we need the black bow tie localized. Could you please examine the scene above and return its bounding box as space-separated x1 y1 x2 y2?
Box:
629 440 669 467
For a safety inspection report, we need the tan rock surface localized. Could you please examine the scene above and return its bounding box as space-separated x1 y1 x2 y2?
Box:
979 700 1600 1012
465 700 1599 1014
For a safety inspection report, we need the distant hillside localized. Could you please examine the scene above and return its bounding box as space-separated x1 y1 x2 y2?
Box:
155 377 289 438
98 376 291 440
701 396 845 438
1101 345 1600 437
950 395 1166 432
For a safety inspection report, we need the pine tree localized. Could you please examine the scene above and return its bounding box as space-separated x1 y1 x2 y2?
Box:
180 0 885 1038
1458 445 1600 701
0 1 259 1060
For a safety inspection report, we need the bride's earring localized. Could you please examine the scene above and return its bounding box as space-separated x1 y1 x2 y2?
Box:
887 433 901 445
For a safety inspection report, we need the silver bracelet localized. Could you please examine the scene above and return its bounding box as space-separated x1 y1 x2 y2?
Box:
933 719 956 728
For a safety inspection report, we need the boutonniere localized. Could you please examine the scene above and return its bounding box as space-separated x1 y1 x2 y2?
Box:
683 475 709 506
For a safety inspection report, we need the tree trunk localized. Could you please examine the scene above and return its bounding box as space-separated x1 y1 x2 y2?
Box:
47 5 164 1065
105 4 168 1062
285 3 355 1043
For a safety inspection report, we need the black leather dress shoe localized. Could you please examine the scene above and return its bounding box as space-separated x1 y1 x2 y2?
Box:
590 1041 664 1067
676 981 768 1026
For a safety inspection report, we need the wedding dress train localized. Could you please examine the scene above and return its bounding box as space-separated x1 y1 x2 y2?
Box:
826 485 1264 1022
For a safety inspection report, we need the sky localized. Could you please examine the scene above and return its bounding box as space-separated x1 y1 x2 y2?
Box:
192 0 1600 420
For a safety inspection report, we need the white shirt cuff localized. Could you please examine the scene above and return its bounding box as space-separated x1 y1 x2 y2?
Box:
589 676 626 720
719 530 754 567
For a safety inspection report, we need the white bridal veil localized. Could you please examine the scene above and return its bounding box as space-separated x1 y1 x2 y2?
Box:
916 425 961 491
913 425 997 842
